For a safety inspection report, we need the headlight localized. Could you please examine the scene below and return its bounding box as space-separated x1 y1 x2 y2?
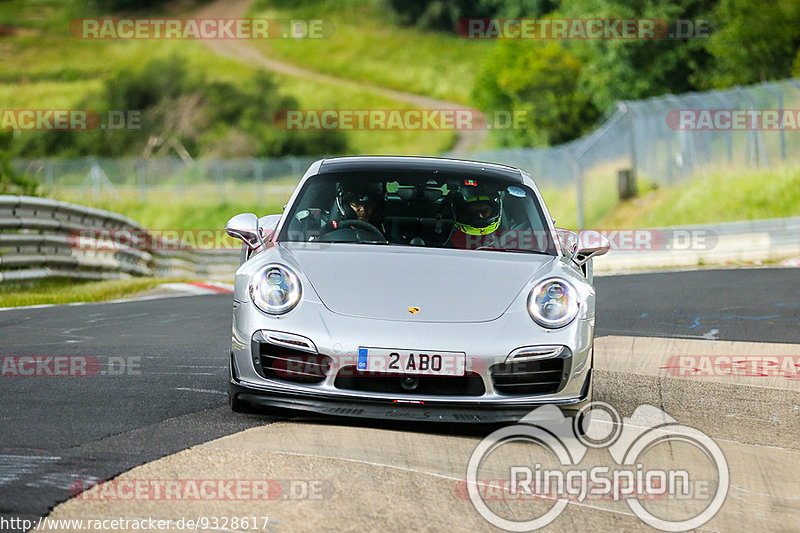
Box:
527 278 578 328
249 264 302 315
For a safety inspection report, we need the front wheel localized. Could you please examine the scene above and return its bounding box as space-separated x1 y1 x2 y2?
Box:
228 393 251 413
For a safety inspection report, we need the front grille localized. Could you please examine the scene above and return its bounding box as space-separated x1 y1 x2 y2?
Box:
489 350 571 396
253 340 331 385
334 366 485 396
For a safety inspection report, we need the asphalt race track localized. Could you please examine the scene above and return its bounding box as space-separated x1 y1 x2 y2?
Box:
595 268 800 343
0 296 276 525
0 267 798 529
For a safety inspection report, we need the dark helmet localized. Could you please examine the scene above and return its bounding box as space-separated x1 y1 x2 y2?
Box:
452 184 502 236
336 181 384 219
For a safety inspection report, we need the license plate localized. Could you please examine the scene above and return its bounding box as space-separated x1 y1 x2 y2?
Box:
358 348 466 376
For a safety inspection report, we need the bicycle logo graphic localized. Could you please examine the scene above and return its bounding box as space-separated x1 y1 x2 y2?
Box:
465 402 729 531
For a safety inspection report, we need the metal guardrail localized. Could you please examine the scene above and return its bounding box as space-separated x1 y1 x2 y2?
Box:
593 216 800 272
0 195 240 283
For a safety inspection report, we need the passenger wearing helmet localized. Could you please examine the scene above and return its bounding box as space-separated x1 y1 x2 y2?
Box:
449 184 502 249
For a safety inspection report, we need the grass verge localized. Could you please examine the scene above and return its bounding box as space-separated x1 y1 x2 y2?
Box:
597 166 800 228
0 277 182 307
248 0 490 104
51 181 292 229
0 0 455 156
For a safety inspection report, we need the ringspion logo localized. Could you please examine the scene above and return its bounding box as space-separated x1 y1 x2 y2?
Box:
465 403 728 531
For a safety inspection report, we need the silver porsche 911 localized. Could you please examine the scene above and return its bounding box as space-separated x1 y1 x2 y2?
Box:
225 156 609 422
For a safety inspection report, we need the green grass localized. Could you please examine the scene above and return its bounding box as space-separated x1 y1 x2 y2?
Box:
598 166 800 228
0 0 455 155
249 0 491 104
0 277 178 307
536 162 800 231
273 75 457 154
0 80 103 108
51 182 292 230
537 161 628 230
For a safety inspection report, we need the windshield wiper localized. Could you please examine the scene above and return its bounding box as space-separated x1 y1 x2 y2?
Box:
475 247 553 255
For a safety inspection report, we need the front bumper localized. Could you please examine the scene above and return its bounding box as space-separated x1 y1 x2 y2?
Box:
230 296 595 422
229 368 592 423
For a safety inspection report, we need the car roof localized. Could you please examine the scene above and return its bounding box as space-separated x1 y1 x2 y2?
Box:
316 156 524 183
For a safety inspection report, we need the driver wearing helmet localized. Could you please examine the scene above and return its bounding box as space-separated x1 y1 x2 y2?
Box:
325 181 386 235
449 184 502 249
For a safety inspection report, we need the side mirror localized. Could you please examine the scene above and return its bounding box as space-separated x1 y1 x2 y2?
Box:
572 230 610 266
258 214 282 244
226 213 263 250
554 227 578 256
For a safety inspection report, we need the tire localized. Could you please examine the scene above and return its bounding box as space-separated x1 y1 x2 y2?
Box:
228 393 251 413
574 409 592 437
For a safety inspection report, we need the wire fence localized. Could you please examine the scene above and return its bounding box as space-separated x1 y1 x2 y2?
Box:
10 156 320 204
467 78 800 227
12 78 800 228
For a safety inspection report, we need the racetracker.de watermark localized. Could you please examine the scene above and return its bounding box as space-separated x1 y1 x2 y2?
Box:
273 109 530 131
462 228 717 252
455 18 710 40
68 478 332 501
1 355 141 377
666 109 800 130
70 18 334 39
4 515 273 532
661 355 800 379
68 228 717 253
67 229 241 252
1 109 140 131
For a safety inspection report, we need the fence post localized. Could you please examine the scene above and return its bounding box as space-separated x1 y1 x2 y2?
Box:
252 159 263 185
711 90 735 164
45 160 54 189
734 86 763 169
762 81 786 160
624 103 638 182
565 151 584 229
136 158 147 202
618 169 637 200
215 159 225 202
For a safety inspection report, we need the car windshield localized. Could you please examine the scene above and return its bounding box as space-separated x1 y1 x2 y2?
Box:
279 170 557 254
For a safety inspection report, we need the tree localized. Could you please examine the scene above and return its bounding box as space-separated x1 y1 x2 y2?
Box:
385 0 558 31
0 132 38 195
561 0 716 111
704 0 800 87
472 40 599 146
12 56 348 158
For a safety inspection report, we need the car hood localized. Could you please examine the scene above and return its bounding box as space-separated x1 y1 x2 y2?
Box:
281 243 556 322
